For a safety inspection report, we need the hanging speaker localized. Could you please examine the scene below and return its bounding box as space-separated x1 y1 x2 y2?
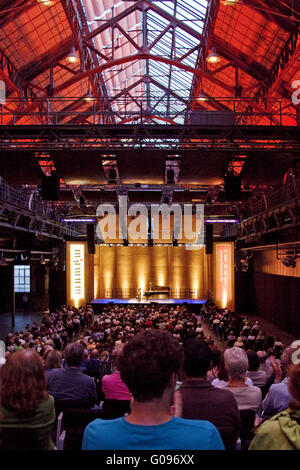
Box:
41 172 60 201
167 169 175 184
205 224 213 254
87 224 95 254
225 175 241 201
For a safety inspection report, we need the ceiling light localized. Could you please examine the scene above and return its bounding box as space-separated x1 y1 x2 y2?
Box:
66 46 80 65
206 47 221 64
221 0 239 4
197 90 208 102
37 0 55 6
84 88 94 102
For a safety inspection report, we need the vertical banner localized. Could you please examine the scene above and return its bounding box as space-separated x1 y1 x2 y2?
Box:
214 242 235 311
70 244 85 307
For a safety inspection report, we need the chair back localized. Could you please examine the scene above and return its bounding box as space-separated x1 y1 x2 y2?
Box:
239 409 256 450
60 408 106 450
0 427 49 450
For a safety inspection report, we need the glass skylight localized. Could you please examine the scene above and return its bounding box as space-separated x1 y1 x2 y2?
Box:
81 0 209 123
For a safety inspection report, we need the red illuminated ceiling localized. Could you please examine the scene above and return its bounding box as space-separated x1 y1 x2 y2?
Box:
0 0 299 127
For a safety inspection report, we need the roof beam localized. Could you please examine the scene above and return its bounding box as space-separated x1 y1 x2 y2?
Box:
266 28 300 95
242 0 298 33
54 53 235 94
189 0 221 113
214 37 268 82
21 38 73 83
60 0 114 124
0 0 34 30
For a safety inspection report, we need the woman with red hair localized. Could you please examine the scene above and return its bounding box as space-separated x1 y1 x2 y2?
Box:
0 349 55 450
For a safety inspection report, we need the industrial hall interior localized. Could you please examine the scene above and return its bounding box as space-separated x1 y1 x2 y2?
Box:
0 0 300 453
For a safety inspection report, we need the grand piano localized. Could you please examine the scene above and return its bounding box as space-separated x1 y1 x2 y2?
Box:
144 284 170 300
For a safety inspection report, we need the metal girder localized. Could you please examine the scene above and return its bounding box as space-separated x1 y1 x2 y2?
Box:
21 38 73 83
0 47 37 98
190 0 221 112
54 53 235 94
0 202 78 239
242 0 298 32
213 38 268 83
0 0 33 30
266 28 300 94
0 48 47 125
1 125 300 151
60 0 115 124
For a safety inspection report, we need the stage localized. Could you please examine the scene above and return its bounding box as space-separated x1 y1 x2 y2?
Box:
89 298 207 314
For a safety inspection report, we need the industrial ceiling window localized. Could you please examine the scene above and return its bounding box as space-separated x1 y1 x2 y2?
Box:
14 265 31 293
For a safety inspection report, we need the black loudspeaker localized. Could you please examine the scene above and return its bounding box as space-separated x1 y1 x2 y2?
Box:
41 172 59 200
167 169 175 184
225 175 241 201
87 224 95 254
205 224 213 254
108 168 117 183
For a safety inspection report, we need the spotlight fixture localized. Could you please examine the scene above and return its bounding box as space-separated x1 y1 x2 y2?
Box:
221 0 238 4
0 253 5 266
206 46 221 64
37 0 55 5
66 46 80 65
84 87 94 102
197 89 208 102
40 255 47 265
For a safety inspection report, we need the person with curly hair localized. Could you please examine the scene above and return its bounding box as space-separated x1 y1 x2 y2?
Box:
0 349 55 450
82 329 224 450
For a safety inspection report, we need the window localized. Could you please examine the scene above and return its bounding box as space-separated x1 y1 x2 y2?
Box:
14 265 30 293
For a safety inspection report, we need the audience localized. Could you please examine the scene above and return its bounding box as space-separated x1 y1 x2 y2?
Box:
101 345 131 402
174 339 240 450
0 349 55 449
246 350 268 388
260 344 297 421
47 342 97 407
220 347 262 412
0 299 299 451
249 365 300 450
82 329 224 450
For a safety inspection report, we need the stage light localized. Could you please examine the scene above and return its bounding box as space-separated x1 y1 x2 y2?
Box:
66 46 80 64
206 47 221 64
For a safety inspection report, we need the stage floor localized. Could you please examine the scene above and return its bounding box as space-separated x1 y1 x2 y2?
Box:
90 298 206 305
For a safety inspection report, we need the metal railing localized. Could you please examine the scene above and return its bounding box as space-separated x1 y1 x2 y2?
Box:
0 176 77 233
223 177 300 238
0 97 297 126
101 288 202 300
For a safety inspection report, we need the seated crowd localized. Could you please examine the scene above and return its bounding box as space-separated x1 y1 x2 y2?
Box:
0 302 299 450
